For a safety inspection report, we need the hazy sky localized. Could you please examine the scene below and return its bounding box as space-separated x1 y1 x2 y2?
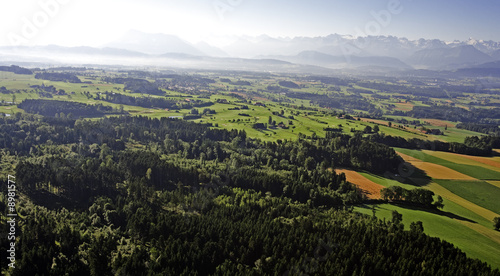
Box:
1 0 499 47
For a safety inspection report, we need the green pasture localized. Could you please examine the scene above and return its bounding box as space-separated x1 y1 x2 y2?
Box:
434 179 500 215
355 203 500 269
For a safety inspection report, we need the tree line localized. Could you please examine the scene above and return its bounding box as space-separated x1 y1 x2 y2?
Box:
0 65 33 75
18 99 123 118
381 186 444 209
35 72 82 83
368 132 494 156
101 92 179 109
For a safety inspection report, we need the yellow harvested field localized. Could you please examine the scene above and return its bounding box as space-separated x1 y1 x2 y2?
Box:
426 182 499 221
397 152 476 180
423 150 500 172
464 156 500 170
335 169 385 199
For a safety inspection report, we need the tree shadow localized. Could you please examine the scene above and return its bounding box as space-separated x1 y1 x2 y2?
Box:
357 202 477 224
383 161 432 187
389 202 477 224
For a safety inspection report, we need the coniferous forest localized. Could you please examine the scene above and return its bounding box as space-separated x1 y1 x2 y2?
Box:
1 113 499 275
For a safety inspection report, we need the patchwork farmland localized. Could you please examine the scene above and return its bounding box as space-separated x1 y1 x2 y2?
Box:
372 148 500 269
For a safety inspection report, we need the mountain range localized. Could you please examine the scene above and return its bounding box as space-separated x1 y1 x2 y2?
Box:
1 30 500 74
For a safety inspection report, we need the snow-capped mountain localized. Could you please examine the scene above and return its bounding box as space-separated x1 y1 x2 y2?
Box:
2 30 500 72
407 45 492 69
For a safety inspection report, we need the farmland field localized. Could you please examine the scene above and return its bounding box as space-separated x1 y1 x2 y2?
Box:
355 203 500 270
396 148 500 180
391 147 500 268
434 180 500 215
397 152 476 180
424 150 500 172
335 169 385 199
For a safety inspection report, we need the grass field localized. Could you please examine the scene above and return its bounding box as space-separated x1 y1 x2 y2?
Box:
425 182 499 222
355 203 500 269
1 70 488 144
487 181 500 189
434 180 500 215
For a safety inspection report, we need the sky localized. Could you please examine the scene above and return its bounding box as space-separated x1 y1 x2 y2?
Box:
1 0 499 47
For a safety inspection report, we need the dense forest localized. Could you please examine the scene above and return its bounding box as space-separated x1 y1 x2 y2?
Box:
35 72 82 83
18 99 122 118
0 86 13 94
456 122 500 136
1 113 499 275
279 81 300 89
102 78 164 95
101 93 179 109
0 65 33 75
124 79 164 95
368 133 495 156
407 105 500 123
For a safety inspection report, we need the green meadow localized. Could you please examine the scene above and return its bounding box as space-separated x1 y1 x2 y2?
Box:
355 203 500 269
435 179 500 215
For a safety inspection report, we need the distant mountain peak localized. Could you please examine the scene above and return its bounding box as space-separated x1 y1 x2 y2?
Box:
407 45 492 69
105 30 207 56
